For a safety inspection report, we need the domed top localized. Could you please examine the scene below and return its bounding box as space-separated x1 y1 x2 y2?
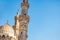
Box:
2 24 13 31
0 24 15 38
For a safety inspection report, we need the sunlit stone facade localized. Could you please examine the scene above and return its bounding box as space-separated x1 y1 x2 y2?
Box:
0 0 29 40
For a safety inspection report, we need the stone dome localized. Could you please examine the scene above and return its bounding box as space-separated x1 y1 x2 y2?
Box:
0 24 15 38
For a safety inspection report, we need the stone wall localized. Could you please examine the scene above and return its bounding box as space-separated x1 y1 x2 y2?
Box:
0 35 15 40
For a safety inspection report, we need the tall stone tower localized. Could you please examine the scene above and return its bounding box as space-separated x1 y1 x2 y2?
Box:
19 0 29 40
15 12 19 40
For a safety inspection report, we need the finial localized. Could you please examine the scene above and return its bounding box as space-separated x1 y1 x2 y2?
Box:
23 0 28 3
18 9 19 12
16 9 19 16
7 20 9 24
17 12 18 15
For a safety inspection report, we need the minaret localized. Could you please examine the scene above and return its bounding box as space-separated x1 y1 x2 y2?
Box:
21 0 29 15
19 0 29 40
14 12 19 40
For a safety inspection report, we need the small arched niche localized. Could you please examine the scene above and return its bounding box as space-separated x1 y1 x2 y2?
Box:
2 35 5 38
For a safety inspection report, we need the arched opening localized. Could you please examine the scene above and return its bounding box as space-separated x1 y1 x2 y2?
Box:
6 35 9 37
21 32 22 34
6 35 10 40
2 35 5 38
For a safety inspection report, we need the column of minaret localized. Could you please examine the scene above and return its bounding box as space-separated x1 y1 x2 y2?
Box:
14 0 29 40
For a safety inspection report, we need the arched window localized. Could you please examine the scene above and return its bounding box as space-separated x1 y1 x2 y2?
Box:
2 35 5 38
6 35 9 37
21 32 23 34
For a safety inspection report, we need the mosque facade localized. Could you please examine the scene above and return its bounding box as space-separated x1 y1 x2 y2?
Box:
0 0 30 40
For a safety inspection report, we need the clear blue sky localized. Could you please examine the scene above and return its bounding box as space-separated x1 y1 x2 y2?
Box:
0 0 60 40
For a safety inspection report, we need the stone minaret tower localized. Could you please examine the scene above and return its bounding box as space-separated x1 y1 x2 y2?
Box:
14 12 19 40
19 0 29 40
